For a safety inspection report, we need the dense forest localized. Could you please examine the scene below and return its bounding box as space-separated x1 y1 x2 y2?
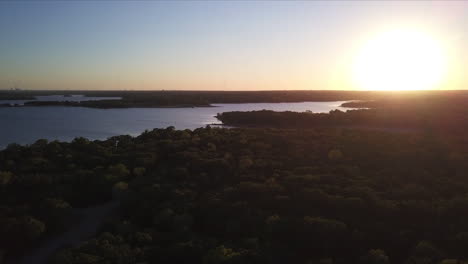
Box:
217 92 468 134
216 108 468 134
2 125 468 264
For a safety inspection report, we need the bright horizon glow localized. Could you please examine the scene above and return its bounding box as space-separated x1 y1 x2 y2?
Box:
0 1 466 90
352 29 448 91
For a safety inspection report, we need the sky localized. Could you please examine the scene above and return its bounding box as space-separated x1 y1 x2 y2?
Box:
0 1 467 91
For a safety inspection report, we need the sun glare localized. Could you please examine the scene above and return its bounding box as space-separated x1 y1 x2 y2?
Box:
352 29 448 91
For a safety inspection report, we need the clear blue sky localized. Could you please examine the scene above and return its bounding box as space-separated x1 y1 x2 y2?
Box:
0 1 466 90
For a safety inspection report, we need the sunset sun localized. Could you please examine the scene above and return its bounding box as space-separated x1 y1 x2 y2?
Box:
352 29 448 91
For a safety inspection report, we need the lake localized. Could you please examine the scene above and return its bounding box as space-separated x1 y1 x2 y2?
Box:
0 101 348 148
0 94 121 106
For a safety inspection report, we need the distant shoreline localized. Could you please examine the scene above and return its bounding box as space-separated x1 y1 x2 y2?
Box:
0 100 214 109
0 90 403 109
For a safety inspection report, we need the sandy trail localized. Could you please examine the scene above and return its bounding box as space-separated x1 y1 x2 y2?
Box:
17 200 119 264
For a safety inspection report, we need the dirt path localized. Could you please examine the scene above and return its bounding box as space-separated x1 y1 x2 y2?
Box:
18 200 119 264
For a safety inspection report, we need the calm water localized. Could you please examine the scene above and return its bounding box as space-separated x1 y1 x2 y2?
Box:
0 101 348 148
0 94 121 106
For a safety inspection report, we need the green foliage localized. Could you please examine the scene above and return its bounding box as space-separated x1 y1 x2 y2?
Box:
439 260 459 264
132 167 146 177
0 171 13 186
22 216 46 241
328 149 343 161
360 249 390 264
2 126 468 263
406 241 442 264
112 181 129 199
203 245 241 264
216 93 468 134
106 164 130 182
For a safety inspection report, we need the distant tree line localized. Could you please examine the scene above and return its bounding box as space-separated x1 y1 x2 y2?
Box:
0 90 435 108
217 97 468 134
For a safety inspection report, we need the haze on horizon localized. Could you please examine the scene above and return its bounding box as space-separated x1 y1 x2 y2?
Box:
1 1 467 91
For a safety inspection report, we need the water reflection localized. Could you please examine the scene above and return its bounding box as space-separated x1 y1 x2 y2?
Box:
0 101 348 148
